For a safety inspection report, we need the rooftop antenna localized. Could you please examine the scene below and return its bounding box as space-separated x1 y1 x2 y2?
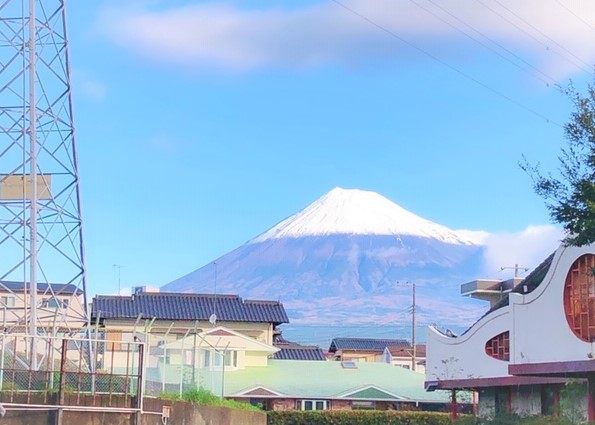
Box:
501 264 529 278
0 0 87 356
211 262 218 326
113 264 124 294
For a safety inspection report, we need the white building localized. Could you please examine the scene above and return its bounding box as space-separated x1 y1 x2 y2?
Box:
426 242 595 420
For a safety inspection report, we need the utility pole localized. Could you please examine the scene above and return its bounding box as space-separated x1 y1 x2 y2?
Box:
411 282 416 371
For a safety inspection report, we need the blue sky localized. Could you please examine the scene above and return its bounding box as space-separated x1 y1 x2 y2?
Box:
66 0 595 296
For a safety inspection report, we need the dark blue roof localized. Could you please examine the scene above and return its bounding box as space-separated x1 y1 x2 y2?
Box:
0 280 82 295
329 337 409 353
91 292 289 324
273 347 327 361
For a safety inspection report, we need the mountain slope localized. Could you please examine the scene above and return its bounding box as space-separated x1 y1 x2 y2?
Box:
163 188 487 331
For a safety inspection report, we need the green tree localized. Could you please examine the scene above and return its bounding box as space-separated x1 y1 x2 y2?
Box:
521 80 595 247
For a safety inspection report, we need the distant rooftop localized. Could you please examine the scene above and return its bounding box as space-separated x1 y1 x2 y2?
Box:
91 292 289 324
0 281 82 295
273 335 326 361
388 344 426 358
329 337 409 353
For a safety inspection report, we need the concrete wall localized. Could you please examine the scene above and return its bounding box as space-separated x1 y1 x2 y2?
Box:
0 395 265 425
477 388 496 418
511 386 541 416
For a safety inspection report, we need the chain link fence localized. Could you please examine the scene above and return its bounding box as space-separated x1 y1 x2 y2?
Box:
0 333 143 406
140 330 225 398
0 329 229 403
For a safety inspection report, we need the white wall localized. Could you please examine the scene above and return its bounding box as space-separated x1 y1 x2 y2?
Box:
512 245 595 365
426 307 511 382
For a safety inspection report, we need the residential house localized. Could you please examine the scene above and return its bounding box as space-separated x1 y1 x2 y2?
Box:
426 243 595 420
273 335 326 361
157 325 470 411
0 281 86 332
90 289 289 345
90 289 289 378
328 337 409 362
382 344 426 374
226 358 469 411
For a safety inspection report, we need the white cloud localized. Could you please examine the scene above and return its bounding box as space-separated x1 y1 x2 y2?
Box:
72 69 107 100
460 224 565 276
96 0 595 75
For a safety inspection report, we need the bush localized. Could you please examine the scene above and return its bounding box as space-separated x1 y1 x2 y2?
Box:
159 387 262 412
265 411 585 425
266 410 466 425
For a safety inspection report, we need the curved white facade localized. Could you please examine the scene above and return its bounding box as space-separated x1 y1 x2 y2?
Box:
425 242 595 419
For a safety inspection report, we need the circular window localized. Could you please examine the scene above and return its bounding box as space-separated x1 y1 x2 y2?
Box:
563 254 595 342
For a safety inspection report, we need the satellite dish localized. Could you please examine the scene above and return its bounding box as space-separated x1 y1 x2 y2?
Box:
209 313 217 325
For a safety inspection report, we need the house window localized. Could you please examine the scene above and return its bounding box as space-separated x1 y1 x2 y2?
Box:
352 400 376 410
42 297 69 309
485 331 510 361
0 296 15 307
564 254 595 342
301 400 328 410
204 350 237 368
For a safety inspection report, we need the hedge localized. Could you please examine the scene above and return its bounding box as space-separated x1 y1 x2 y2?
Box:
266 410 473 425
267 411 586 425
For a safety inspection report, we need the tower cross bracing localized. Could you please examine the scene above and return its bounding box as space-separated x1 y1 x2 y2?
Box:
0 0 87 341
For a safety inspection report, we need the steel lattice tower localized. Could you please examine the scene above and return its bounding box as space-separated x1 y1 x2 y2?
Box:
0 0 87 340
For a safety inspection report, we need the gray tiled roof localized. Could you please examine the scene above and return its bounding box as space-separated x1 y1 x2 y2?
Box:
91 292 289 324
329 337 409 353
273 346 327 361
273 336 327 361
0 281 82 295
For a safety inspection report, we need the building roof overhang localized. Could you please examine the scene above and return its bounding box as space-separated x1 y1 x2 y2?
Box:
425 375 570 391
509 360 595 378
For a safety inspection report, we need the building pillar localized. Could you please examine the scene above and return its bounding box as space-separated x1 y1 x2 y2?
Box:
450 389 458 420
588 375 595 422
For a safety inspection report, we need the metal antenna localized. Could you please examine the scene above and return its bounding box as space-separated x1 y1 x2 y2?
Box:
0 0 87 347
500 263 529 278
113 264 124 294
210 262 218 326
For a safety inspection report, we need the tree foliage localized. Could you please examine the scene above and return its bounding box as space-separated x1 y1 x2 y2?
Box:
521 80 595 247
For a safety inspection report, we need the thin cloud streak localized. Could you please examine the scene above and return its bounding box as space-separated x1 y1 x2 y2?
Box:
97 0 595 75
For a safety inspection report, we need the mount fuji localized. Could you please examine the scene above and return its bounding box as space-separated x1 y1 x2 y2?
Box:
163 188 488 337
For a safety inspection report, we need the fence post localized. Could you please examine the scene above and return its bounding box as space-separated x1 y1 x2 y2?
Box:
134 343 144 425
56 338 68 425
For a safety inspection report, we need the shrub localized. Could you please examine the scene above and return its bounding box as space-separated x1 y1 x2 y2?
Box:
158 387 262 412
266 410 465 425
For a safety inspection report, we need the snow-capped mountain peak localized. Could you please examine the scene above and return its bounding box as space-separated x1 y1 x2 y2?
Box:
250 187 475 245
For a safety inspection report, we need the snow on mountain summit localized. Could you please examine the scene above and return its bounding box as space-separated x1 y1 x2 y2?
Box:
250 187 476 245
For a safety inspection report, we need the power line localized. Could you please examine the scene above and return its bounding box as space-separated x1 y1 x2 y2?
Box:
494 0 593 72
478 0 593 74
416 0 561 88
328 0 561 126
554 0 595 32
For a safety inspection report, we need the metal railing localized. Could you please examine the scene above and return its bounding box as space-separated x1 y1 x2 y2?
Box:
0 333 144 409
